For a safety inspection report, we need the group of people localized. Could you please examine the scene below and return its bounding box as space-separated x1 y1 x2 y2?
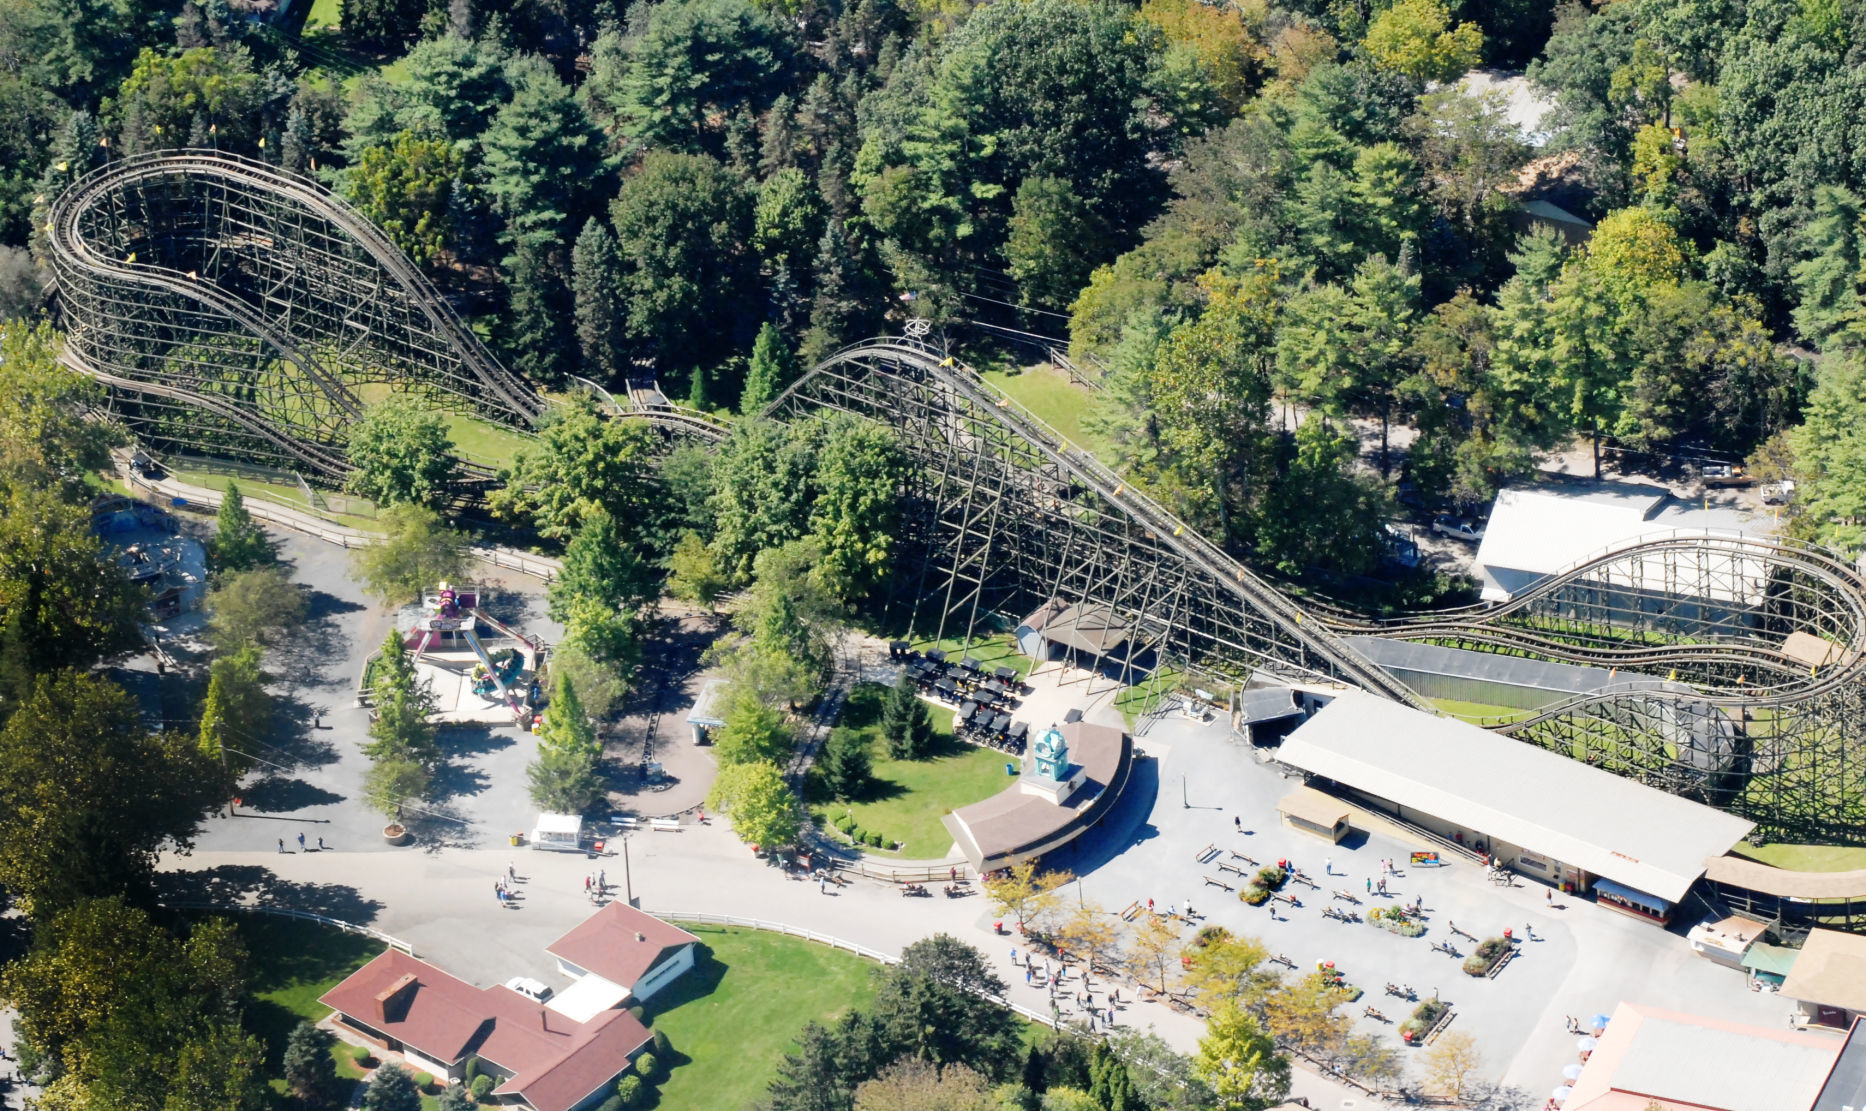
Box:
494 862 521 907
1013 947 1119 1032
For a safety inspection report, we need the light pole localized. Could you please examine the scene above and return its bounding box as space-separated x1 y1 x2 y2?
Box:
622 835 634 906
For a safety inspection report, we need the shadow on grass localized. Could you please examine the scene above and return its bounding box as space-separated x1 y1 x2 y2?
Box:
637 942 721 1104
220 914 381 1071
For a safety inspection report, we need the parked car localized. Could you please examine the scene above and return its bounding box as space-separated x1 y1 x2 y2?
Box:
1431 515 1485 542
1700 462 1756 488
504 976 552 1001
1761 481 1796 506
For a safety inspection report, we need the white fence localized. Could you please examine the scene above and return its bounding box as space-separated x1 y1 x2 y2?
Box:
164 900 416 956
647 911 1054 1027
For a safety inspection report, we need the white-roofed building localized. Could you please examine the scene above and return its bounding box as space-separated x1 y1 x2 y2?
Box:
1472 481 1768 607
1275 694 1755 918
1562 1001 1840 1111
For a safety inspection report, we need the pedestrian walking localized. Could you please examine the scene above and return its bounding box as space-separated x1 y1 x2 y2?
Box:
1011 947 1019 966
599 869 606 891
508 862 516 883
819 876 827 894
317 836 325 850
1324 857 1333 875
1546 887 1554 906
1378 877 1386 895
1107 1005 1115 1025
951 866 958 882
1525 922 1534 940
298 832 306 850
1167 903 1176 919
1025 967 1032 984
1234 816 1241 831
1365 877 1372 894
1147 898 1154 913
278 838 285 853
584 874 591 893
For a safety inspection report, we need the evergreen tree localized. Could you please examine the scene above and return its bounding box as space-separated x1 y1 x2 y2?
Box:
740 322 798 413
572 218 626 383
528 671 604 813
482 54 607 248
502 239 577 387
212 483 276 572
819 725 872 800
880 672 932 760
363 1062 422 1111
549 510 656 622
283 1022 339 1108
198 645 269 774
367 629 441 770
280 107 313 171
803 219 861 364
760 92 797 174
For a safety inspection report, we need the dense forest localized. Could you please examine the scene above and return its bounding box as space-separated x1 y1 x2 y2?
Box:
10 0 1866 576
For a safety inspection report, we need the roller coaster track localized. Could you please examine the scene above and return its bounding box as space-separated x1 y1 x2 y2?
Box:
47 151 543 478
41 153 1866 836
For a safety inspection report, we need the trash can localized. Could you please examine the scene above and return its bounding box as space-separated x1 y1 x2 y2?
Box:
510 833 522 847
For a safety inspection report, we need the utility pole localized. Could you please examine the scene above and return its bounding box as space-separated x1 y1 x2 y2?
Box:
623 835 634 906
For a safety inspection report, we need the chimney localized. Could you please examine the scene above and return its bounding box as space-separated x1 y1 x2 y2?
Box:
374 973 419 1023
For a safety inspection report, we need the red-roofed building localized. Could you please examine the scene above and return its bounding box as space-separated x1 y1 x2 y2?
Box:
546 903 699 1004
317 907 698 1111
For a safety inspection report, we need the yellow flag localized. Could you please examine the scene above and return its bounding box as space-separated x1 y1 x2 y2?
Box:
257 137 265 148
56 162 67 172
125 252 135 263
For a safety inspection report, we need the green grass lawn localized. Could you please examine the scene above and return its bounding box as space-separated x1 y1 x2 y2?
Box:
647 925 881 1111
1427 697 1535 724
304 0 340 28
809 683 1016 858
154 464 382 530
1732 843 1866 872
981 364 1115 461
908 632 1033 681
443 412 535 469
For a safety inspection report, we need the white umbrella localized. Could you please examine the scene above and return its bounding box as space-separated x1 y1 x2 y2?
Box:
1576 1036 1598 1052
1552 1086 1573 1101
1562 1063 1585 1080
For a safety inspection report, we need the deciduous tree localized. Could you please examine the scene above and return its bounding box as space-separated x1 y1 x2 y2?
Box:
491 394 664 541
1126 913 1183 995
1420 1030 1483 1100
1193 1003 1290 1110
1363 0 1483 84
344 397 458 509
351 504 468 606
984 860 1072 933
341 133 462 266
0 672 223 915
708 759 800 848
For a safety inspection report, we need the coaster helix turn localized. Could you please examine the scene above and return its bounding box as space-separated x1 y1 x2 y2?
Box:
47 150 544 478
44 153 1866 838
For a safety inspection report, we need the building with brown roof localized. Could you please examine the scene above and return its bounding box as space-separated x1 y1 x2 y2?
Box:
941 720 1132 872
319 905 700 1111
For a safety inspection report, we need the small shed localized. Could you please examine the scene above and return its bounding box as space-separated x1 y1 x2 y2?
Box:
531 812 583 852
1277 786 1351 843
686 678 730 744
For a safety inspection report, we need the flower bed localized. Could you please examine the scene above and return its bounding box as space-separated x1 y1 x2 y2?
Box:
1240 865 1288 906
1366 906 1426 937
1462 936 1511 976
1399 998 1451 1043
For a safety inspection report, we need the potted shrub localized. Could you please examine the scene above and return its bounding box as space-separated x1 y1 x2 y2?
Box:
1240 884 1271 906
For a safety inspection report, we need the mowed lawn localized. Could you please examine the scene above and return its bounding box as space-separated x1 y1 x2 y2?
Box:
810 684 1015 859
981 363 1115 461
1733 843 1866 872
648 925 880 1111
